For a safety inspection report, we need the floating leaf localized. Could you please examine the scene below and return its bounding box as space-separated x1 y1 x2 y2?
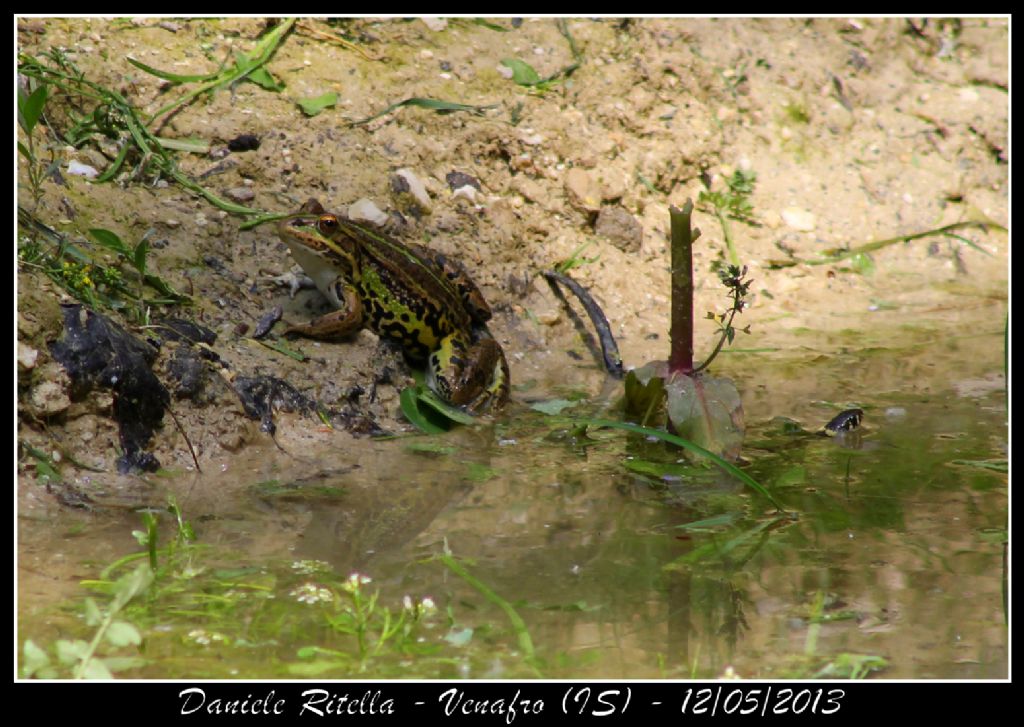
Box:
98 656 148 672
579 418 783 510
444 626 474 647
287 659 351 676
623 458 700 480
530 398 576 415
774 465 807 488
297 91 338 117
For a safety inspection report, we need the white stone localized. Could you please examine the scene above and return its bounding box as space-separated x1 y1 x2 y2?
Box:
18 342 38 371
393 168 432 213
421 18 447 32
781 207 816 232
348 198 388 226
67 160 99 178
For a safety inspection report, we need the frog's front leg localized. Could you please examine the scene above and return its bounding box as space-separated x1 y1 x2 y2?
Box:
285 279 365 340
428 333 509 412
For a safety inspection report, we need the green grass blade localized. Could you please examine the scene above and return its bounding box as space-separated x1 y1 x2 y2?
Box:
350 97 498 127
943 232 993 256
437 552 536 661
126 57 215 83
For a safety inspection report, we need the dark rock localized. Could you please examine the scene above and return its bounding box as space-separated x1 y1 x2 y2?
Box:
49 305 168 473
595 205 643 252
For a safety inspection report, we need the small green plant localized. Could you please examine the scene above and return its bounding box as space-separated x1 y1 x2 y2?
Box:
17 79 52 207
18 49 265 218
17 212 187 324
437 547 537 665
21 563 152 679
500 19 581 95
553 239 600 274
291 572 439 673
782 101 811 125
698 168 758 267
695 264 753 374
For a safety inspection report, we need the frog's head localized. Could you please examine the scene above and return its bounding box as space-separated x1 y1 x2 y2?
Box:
277 199 359 282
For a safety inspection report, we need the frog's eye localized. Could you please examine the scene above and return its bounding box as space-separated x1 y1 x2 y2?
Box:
317 215 339 234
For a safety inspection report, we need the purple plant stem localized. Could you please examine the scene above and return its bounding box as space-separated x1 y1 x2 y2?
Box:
669 201 700 376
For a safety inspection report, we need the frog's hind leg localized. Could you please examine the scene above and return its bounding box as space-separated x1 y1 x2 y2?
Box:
427 334 508 412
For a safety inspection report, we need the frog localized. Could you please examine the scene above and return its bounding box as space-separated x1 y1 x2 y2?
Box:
276 200 509 412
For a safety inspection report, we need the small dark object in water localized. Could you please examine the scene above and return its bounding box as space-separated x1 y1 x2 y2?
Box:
227 134 261 152
823 408 864 435
47 481 95 509
254 305 283 339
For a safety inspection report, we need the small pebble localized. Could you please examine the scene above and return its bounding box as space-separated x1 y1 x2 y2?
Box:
224 187 255 203
253 306 283 339
781 207 816 232
391 168 432 215
66 160 99 179
348 198 388 226
18 343 38 371
421 18 447 32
